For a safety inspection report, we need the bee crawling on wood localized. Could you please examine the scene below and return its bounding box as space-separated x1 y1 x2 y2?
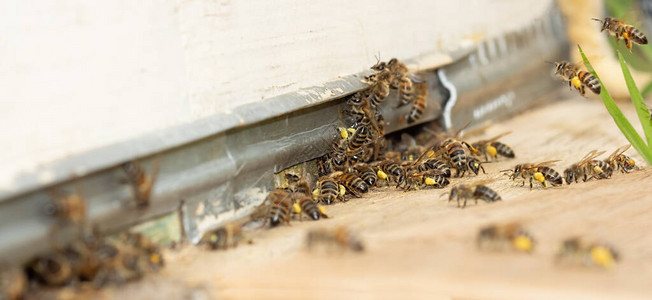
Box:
199 222 251 251
556 237 620 269
471 131 514 162
563 150 611 184
604 144 638 175
502 160 563 189
312 176 346 205
330 171 369 198
121 155 162 208
306 226 364 252
477 222 535 253
447 180 501 208
398 169 449 191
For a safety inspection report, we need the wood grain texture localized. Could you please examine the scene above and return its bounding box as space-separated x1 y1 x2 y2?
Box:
63 98 652 300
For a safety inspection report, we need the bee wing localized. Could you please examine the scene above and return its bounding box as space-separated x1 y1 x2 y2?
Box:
411 146 437 167
453 121 473 138
578 149 606 164
534 160 561 168
468 178 498 187
606 144 631 161
473 131 512 144
408 73 425 83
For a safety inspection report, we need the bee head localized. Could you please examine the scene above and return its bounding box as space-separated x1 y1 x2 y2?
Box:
371 61 387 71
563 168 575 185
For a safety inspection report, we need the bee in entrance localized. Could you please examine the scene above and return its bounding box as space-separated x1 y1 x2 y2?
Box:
122 155 162 208
448 180 501 208
593 17 648 51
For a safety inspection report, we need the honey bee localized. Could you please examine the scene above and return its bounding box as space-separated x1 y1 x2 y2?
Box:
553 61 601 95
295 195 328 221
264 189 298 227
45 185 88 250
404 79 427 124
62 227 106 280
467 157 486 175
399 169 449 191
471 131 513 161
503 160 562 189
330 171 369 198
604 144 637 174
345 124 371 155
27 252 74 286
1 263 27 300
556 237 620 269
200 223 244 250
92 242 150 287
366 62 392 107
353 163 378 187
122 156 161 208
593 17 648 51
306 226 364 252
448 180 501 208
563 150 610 184
313 176 345 205
477 222 535 253
117 232 164 272
344 93 382 136
416 158 451 178
386 58 415 108
285 172 311 196
374 159 405 185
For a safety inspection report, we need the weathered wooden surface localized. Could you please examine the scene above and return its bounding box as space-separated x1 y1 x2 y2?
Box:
68 98 652 300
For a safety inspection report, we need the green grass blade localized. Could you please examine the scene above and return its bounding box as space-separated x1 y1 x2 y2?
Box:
642 80 652 98
578 45 652 165
617 51 652 147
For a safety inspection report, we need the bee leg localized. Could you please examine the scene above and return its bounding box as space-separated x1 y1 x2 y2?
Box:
479 165 486 174
529 178 533 190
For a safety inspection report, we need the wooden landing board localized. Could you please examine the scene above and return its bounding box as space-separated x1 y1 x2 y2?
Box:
69 98 652 299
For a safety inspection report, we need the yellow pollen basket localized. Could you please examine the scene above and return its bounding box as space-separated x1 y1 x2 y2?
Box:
571 76 582 89
293 203 301 214
347 128 356 136
318 205 327 214
513 235 533 252
408 155 414 161
150 253 161 264
312 188 320 196
210 234 218 243
622 32 630 39
425 177 436 185
426 149 435 158
339 184 347 196
533 172 545 183
338 127 348 139
591 246 616 269
377 170 388 180
593 165 603 173
486 145 497 157
628 158 635 166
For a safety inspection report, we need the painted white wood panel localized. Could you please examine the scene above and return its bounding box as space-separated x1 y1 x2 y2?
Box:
0 0 553 189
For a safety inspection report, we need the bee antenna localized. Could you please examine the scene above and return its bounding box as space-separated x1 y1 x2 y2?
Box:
544 61 555 65
591 18 602 22
499 169 512 173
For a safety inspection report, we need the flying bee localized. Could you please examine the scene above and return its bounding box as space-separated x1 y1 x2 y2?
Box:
386 58 415 108
552 61 601 95
448 180 501 208
404 79 427 124
563 150 609 184
295 195 328 221
399 169 449 191
330 171 368 198
593 17 648 51
313 176 345 205
306 226 364 252
122 155 161 208
477 222 535 253
503 160 562 189
556 237 620 269
353 163 378 187
471 131 513 161
604 144 638 174
1 263 27 300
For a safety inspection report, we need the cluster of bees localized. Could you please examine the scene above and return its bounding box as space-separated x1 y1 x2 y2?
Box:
477 223 620 269
552 16 648 96
1 229 163 299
